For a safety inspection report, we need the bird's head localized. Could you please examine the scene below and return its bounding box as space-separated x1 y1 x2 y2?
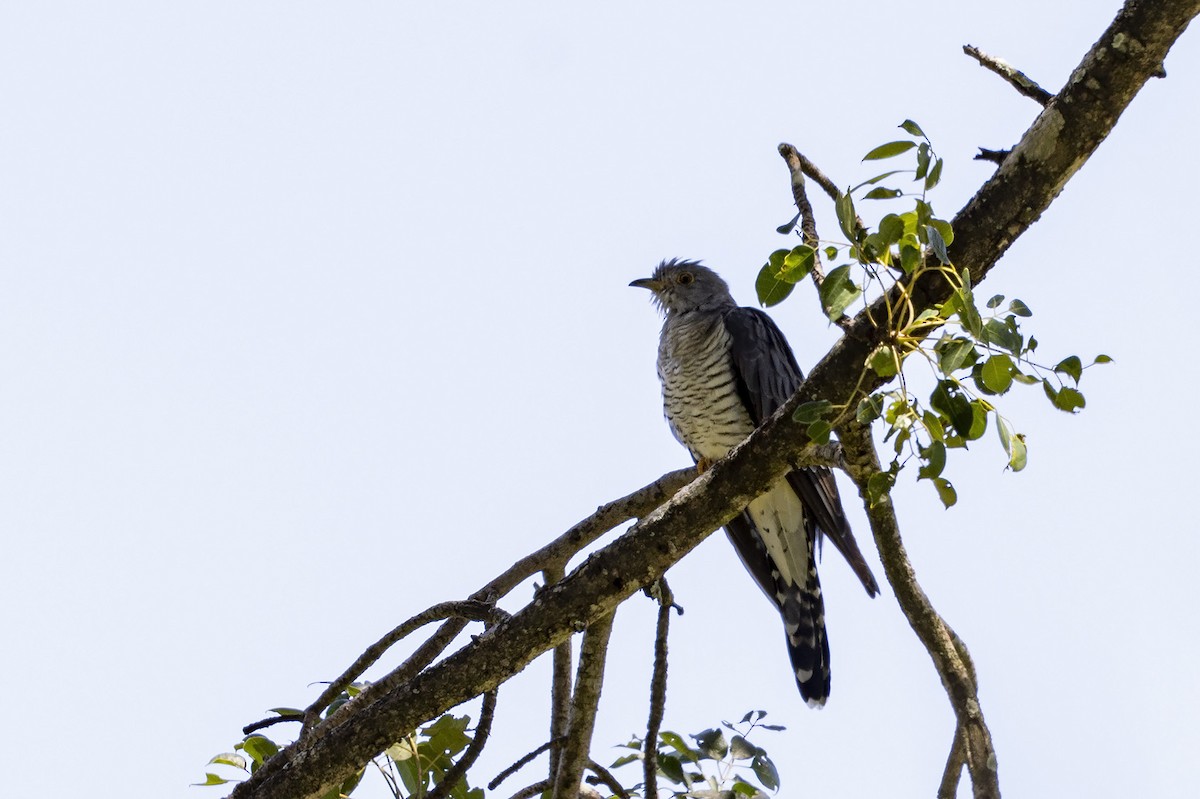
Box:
629 259 736 314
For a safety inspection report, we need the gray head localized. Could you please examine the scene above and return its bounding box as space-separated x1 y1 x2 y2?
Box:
629 259 737 314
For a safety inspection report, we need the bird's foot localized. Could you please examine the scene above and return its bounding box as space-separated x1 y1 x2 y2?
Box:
695 457 714 474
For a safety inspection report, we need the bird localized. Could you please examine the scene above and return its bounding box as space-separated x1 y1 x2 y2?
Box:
631 258 879 706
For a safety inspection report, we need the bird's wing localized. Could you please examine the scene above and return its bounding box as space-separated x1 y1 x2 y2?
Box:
723 307 880 597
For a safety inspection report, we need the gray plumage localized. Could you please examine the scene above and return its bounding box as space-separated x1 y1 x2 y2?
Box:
631 258 878 707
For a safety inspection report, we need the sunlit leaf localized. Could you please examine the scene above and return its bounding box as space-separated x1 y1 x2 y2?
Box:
900 119 926 137
863 140 917 160
932 477 957 507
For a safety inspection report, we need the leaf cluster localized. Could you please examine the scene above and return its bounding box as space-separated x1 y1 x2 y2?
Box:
766 122 1109 505
611 710 784 798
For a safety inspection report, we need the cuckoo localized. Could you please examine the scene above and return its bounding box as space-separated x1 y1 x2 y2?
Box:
631 259 878 706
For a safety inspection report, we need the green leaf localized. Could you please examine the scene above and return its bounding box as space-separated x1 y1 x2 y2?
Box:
996 416 1028 472
731 779 763 797
856 394 884 424
1008 298 1033 317
1094 353 1113 364
923 410 945 441
863 140 917 160
931 218 954 245
424 714 472 756
752 754 781 791
868 344 899 377
755 262 794 307
694 728 729 760
793 399 832 423
982 317 1023 354
866 471 895 507
729 735 757 761
956 291 983 339
932 477 957 507
780 245 816 282
900 243 922 274
851 169 907 191
864 187 902 200
776 211 800 235
194 773 230 787
658 754 686 785
926 224 950 264
1054 355 1083 384
610 753 641 768
824 245 839 261
878 214 905 245
1054 386 1086 413
835 192 859 241
980 354 1014 394
209 753 248 771
900 119 926 137
925 157 944 190
819 264 862 320
915 142 931 179
986 294 1005 309
937 337 976 374
807 419 832 445
241 736 279 766
918 440 946 479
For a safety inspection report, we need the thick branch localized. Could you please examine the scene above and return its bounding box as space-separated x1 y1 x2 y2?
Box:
839 423 997 799
963 44 1053 105
553 613 616 799
225 5 1198 796
546 566 573 781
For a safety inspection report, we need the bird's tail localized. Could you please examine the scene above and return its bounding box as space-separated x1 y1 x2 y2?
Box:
778 558 831 707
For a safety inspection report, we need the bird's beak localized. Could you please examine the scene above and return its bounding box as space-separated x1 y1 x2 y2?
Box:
629 278 665 292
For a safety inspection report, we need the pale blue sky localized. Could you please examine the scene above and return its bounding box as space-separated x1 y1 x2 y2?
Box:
2 2 1198 798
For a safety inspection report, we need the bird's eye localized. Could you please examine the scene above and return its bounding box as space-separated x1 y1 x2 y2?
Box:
676 272 694 285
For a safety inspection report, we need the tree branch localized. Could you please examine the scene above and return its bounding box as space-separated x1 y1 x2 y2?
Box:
643 579 674 799
938 725 969 799
489 738 564 791
838 422 997 799
425 689 497 799
302 600 506 734
224 4 1199 796
546 566 573 782
553 612 616 799
963 44 1053 105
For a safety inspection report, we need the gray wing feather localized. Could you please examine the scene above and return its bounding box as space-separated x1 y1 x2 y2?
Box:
724 307 879 597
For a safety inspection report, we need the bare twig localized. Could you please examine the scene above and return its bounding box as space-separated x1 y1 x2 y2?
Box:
425 690 498 799
838 422 999 799
302 600 506 734
643 579 675 799
242 714 304 736
489 738 565 791
963 44 1053 105
553 613 617 799
778 144 842 204
509 779 552 799
974 148 1010 165
547 566 573 782
777 143 829 287
938 725 969 799
586 760 631 799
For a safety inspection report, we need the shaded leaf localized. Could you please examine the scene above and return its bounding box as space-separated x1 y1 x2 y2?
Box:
918 440 946 480
807 419 832 445
756 262 794 308
869 344 899 377
1009 298 1033 317
776 211 801 235
819 264 862 320
793 399 832 423
835 192 859 241
856 394 884 424
900 119 926 137
979 354 1014 394
730 735 757 761
932 477 957 507
863 140 917 160
751 754 781 791
927 224 950 264
1054 386 1086 412
864 187 902 199
1054 355 1083 384
867 471 895 507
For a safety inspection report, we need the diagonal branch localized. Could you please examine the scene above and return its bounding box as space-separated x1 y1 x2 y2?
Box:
838 421 997 799
552 612 616 799
224 4 1199 796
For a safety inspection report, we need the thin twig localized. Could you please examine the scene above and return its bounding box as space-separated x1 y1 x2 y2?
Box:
938 724 968 799
330 469 693 739
425 689 498 799
547 566 573 781
777 143 828 287
643 579 675 799
509 780 552 799
242 714 304 735
974 148 1010 165
489 738 565 791
838 422 999 799
963 44 1053 105
586 760 632 799
553 613 617 799
778 143 842 203
302 600 506 734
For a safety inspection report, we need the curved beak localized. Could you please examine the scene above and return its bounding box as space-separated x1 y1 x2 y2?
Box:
629 278 665 291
